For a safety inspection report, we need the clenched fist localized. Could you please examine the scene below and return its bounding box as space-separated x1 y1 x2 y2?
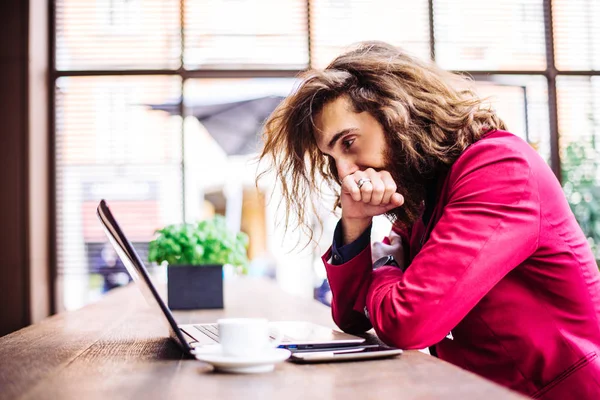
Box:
340 168 404 220
339 168 404 245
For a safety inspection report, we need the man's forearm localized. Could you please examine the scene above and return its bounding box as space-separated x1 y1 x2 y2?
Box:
341 216 372 245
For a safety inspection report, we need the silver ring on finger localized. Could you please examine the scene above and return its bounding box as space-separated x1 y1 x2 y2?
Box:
356 178 372 190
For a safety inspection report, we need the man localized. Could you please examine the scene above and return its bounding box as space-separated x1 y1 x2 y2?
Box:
258 41 600 399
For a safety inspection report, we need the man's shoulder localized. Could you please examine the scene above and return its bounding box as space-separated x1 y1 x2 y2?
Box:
473 129 535 156
455 130 539 169
448 130 540 186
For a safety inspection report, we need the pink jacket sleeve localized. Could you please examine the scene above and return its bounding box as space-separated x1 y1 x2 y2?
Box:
322 244 374 334
323 140 540 348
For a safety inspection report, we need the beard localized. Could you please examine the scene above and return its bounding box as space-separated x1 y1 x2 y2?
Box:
381 142 430 229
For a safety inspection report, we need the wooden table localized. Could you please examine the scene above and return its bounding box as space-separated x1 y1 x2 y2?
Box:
0 277 526 399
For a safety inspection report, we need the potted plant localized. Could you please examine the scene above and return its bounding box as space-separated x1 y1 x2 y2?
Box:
148 215 249 309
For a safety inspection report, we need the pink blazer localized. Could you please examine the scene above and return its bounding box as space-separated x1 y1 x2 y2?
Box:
323 130 600 399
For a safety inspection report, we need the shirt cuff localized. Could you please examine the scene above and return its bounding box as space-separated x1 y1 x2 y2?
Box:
331 220 371 265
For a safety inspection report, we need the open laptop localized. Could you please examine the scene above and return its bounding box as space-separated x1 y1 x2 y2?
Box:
96 199 365 356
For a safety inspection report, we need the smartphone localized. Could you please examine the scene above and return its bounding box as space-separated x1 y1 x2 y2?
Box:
286 343 382 353
288 345 403 363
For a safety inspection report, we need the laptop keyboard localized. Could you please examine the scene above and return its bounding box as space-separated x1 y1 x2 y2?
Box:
194 324 219 342
192 323 293 342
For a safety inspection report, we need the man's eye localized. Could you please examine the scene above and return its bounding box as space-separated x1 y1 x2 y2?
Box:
342 138 354 150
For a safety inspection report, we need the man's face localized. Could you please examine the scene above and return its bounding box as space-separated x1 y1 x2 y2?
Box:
314 96 388 181
313 95 426 226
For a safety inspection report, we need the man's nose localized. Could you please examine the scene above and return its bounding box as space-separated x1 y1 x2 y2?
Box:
336 159 357 181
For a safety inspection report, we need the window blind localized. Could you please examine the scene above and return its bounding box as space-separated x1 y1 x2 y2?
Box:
309 0 431 68
55 0 181 70
54 75 183 310
557 77 600 146
184 0 309 69
434 0 546 71
552 0 600 71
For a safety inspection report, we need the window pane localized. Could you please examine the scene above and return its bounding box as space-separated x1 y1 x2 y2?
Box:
55 76 183 310
56 0 181 70
474 75 550 162
434 0 546 71
310 0 431 68
182 78 319 296
310 0 429 68
557 77 600 145
184 0 309 69
557 77 600 258
553 0 600 71
181 77 295 223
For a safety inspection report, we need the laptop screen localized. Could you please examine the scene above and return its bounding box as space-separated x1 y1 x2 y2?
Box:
96 199 192 354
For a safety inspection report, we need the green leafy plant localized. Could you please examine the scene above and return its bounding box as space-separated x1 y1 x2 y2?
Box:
561 138 600 264
148 215 249 273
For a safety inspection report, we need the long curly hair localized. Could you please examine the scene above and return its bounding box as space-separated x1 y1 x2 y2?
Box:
258 41 505 241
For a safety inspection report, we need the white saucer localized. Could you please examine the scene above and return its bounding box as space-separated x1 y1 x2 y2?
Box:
193 346 291 374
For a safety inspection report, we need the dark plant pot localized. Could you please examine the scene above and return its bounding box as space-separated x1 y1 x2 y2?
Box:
167 264 224 310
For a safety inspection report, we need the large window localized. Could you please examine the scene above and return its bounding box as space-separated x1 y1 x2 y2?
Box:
53 0 600 311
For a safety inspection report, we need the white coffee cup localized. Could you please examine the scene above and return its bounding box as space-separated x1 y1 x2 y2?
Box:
217 318 282 358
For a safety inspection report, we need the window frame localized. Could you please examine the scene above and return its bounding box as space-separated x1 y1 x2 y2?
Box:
48 0 600 313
